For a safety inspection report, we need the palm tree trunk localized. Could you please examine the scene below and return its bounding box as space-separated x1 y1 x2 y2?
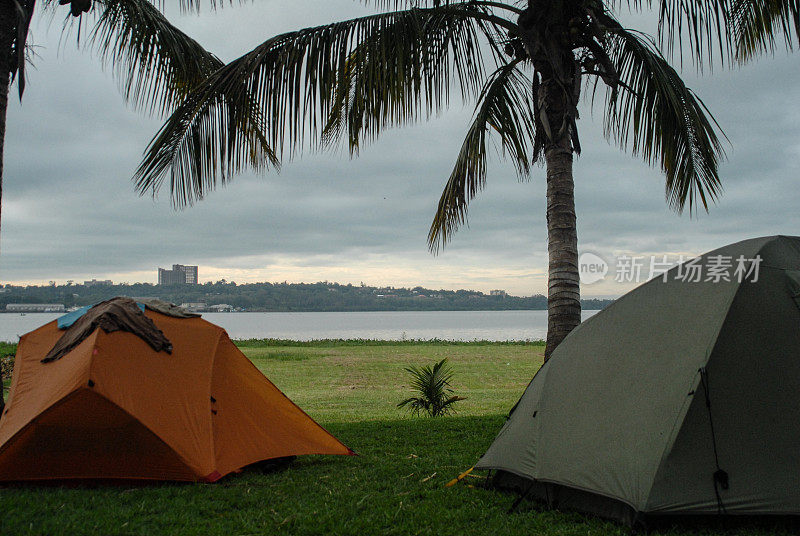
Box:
517 0 583 360
537 73 581 361
543 141 580 359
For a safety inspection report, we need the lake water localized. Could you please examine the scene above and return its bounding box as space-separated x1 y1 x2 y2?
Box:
0 310 600 342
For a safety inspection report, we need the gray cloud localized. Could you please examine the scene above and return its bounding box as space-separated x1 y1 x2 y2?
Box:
1 2 798 297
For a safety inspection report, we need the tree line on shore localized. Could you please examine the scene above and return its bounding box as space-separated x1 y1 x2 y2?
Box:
0 281 613 312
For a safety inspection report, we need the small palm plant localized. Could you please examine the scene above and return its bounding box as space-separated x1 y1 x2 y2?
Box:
397 359 465 418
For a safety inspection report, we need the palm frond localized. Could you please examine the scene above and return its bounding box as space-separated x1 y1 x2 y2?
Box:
136 6 490 206
440 395 467 411
90 0 223 116
610 0 798 88
133 85 277 208
38 0 224 115
320 6 487 155
169 0 250 13
41 0 250 14
428 59 535 252
732 0 800 61
617 0 734 69
396 396 431 416
9 0 36 98
360 0 523 16
601 26 726 213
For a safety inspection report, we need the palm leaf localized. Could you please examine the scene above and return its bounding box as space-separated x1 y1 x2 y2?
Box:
641 0 800 65
89 0 225 116
601 25 726 213
619 0 734 69
731 0 800 60
133 83 277 208
32 0 269 208
9 0 36 98
320 6 487 155
361 0 524 15
135 5 490 207
440 395 467 412
169 0 250 12
38 0 225 115
428 59 535 252
397 397 431 417
43 0 250 14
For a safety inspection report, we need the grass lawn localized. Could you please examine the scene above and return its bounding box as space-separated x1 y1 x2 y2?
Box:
0 341 792 535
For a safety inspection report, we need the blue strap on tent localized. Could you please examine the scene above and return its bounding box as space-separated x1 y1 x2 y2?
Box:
56 306 91 329
57 302 146 330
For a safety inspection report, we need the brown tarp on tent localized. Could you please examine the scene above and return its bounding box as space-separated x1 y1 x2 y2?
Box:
0 305 353 482
42 297 172 363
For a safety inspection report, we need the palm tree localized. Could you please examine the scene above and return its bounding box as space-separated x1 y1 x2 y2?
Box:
134 0 734 359
398 358 466 417
0 0 238 420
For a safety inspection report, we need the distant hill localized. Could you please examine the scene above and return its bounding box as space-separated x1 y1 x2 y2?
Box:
0 281 614 312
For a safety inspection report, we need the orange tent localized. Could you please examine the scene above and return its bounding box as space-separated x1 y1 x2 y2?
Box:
0 304 353 482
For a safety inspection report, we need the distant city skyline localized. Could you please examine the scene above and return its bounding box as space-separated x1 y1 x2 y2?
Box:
158 264 199 285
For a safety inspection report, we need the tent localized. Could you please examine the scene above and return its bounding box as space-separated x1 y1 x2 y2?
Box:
0 298 353 482
476 235 800 525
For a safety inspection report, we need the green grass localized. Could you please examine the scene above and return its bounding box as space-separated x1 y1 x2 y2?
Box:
0 342 16 357
259 350 311 362
1 342 14 396
0 342 792 535
244 341 540 421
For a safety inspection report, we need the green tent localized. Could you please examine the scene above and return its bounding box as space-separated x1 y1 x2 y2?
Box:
477 236 800 526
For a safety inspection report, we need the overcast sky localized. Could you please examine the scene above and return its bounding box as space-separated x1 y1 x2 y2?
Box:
1 1 798 298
